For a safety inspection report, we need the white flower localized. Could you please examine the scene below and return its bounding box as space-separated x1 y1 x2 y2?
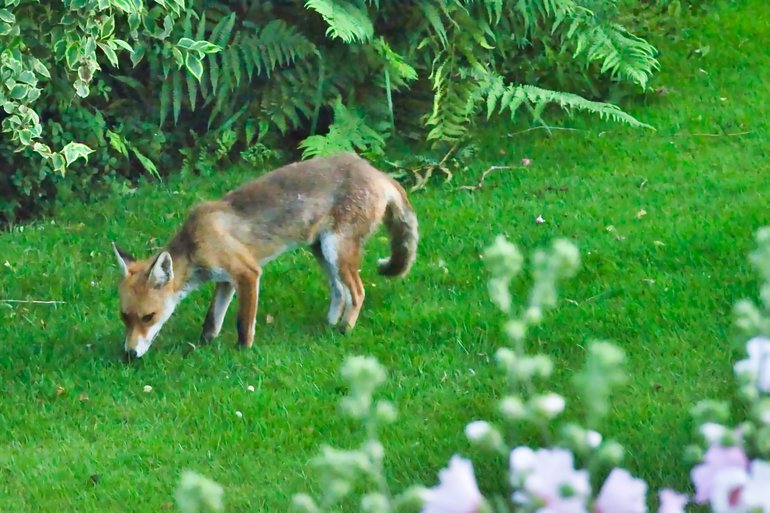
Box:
143 385 153 393
710 467 748 513
734 337 770 392
247 385 255 392
422 456 484 513
742 460 770 511
235 411 243 418
536 215 545 224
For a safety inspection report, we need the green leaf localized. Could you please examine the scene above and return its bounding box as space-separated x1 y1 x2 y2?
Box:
185 53 203 81
74 79 89 97
130 146 160 180
98 43 119 67
9 84 27 100
113 38 133 53
18 129 32 145
62 142 94 166
0 8 15 23
176 37 195 49
51 154 67 176
31 58 50 79
106 129 129 156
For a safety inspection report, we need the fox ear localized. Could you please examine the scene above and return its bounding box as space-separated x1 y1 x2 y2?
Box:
148 251 174 288
112 242 135 277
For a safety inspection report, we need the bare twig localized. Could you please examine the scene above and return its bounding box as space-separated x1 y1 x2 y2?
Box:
410 143 458 192
0 299 66 305
457 165 516 192
506 126 581 137
675 131 753 137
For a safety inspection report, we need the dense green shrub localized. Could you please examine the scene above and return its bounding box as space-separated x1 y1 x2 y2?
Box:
1 0 661 224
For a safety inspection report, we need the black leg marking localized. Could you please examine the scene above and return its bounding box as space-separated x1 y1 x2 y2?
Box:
237 317 246 346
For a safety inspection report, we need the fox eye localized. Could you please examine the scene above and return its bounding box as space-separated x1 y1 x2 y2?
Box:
141 313 156 323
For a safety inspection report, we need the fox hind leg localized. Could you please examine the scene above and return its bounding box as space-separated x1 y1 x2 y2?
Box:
337 240 365 334
311 236 346 326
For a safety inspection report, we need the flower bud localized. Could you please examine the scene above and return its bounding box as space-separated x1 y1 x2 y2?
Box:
504 320 527 342
683 445 704 465
699 422 728 445
499 396 526 421
757 426 770 455
552 239 581 278
361 493 390 513
524 306 543 325
496 347 518 372
691 400 731 424
175 471 224 513
292 494 320 513
465 421 503 452
596 440 624 465
483 235 523 278
530 393 565 418
376 401 397 424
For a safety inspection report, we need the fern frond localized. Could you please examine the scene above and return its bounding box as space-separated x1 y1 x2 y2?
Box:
572 20 659 89
304 0 374 44
259 62 321 134
299 98 386 159
477 70 652 128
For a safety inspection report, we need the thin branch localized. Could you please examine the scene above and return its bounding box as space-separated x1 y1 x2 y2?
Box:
675 131 753 137
0 299 66 305
507 126 582 137
457 165 516 192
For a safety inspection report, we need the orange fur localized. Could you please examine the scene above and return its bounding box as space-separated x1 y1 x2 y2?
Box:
113 153 418 357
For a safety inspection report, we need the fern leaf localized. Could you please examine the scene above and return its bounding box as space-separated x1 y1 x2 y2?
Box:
186 69 197 111
304 0 373 44
299 98 385 159
228 47 241 86
172 70 182 124
159 75 170 127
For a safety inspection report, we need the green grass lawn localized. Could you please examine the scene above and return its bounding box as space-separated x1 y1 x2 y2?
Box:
2 1 770 511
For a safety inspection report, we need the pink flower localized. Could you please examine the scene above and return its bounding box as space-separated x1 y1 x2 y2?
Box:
521 158 532 166
422 455 484 513
657 489 688 513
595 468 648 513
734 336 770 392
510 447 590 513
691 444 748 504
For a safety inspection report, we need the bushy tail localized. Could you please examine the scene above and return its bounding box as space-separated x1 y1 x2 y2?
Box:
378 184 419 278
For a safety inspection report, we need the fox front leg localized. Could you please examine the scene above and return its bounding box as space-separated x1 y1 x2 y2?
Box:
200 282 236 343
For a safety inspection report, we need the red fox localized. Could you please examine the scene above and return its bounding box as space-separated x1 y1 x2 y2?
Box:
112 153 418 358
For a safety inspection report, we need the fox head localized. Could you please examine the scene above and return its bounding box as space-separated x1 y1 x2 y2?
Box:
112 243 180 358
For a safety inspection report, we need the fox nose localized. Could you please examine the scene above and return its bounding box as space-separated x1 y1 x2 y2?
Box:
126 348 138 359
